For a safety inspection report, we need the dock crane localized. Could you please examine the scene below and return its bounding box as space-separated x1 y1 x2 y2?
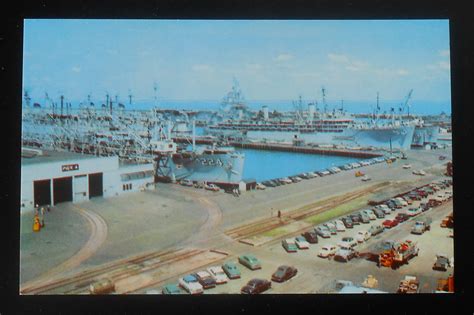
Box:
403 89 413 118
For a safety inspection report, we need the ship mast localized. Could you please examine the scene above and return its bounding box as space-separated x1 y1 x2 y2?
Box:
321 87 327 114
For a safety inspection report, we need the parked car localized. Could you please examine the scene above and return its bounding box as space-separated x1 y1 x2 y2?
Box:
412 169 426 176
395 213 410 223
341 216 353 228
406 207 422 217
162 283 181 294
403 164 412 169
433 254 450 271
324 222 338 234
334 246 358 262
386 200 397 210
256 183 266 190
204 183 220 192
362 209 376 220
271 265 298 283
349 214 361 225
238 254 262 270
289 176 302 183
395 197 408 207
222 261 241 279
372 208 385 219
282 239 298 252
338 236 357 248
368 224 384 236
294 236 310 249
334 220 346 232
318 245 338 258
241 279 271 294
193 181 205 189
356 230 371 243
194 270 216 289
382 219 399 229
298 173 310 179
359 212 371 224
179 274 204 294
360 161 370 166
180 179 193 187
375 204 392 215
207 266 229 284
314 225 331 238
307 172 319 178
262 180 276 188
279 177 293 185
301 231 318 244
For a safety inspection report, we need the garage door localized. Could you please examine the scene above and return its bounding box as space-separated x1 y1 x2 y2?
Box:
53 176 73 205
88 172 103 198
34 179 51 207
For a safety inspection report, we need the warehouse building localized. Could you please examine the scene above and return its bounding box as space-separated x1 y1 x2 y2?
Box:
20 147 155 212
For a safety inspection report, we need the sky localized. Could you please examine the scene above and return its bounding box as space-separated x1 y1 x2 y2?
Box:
23 19 451 108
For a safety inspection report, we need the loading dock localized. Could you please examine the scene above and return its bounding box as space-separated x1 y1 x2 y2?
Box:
53 176 73 205
89 173 103 198
33 179 51 207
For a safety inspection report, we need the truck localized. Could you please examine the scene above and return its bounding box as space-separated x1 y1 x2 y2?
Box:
378 240 419 269
440 212 454 228
397 275 420 294
411 217 432 235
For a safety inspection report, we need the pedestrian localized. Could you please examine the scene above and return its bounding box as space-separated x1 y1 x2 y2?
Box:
47 204 50 212
40 206 45 227
35 204 39 217
278 210 281 219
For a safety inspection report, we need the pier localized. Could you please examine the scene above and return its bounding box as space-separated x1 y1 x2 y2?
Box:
173 136 384 159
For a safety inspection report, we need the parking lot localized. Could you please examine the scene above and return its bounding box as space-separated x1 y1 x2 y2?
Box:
138 180 454 294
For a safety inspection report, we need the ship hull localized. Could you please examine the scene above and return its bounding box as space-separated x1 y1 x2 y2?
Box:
170 151 245 183
412 125 439 147
207 125 415 150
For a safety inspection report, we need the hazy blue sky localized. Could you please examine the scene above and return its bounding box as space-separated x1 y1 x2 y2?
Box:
23 19 451 104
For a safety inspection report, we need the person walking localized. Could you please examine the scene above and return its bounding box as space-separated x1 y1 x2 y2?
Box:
40 206 45 227
277 210 281 219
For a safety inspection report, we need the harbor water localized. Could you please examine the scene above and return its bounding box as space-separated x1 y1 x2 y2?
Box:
239 148 361 182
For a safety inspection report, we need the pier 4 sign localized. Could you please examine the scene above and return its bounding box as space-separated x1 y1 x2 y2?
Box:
61 164 79 172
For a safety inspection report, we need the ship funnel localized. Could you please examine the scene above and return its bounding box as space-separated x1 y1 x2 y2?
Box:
263 106 269 121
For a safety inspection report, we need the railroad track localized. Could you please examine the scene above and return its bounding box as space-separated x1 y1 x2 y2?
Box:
20 247 204 295
225 182 390 240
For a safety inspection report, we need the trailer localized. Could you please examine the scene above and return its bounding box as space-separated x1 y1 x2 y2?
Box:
397 275 420 294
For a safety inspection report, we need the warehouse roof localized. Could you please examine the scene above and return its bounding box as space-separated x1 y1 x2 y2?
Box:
21 147 108 166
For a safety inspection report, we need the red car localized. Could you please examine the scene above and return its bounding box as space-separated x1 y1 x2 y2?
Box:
382 219 399 229
395 213 410 223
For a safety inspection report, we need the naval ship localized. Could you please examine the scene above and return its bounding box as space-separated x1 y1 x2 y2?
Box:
206 84 416 150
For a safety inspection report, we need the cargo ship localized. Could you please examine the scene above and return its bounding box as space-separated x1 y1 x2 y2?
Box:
206 84 416 150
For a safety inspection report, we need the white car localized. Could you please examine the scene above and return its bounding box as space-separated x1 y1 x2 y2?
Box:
351 163 361 168
360 161 370 166
356 230 371 243
179 274 204 294
334 220 346 232
361 175 371 181
207 266 229 284
412 169 426 176
338 236 357 248
318 245 338 258
256 183 266 190
362 209 377 220
204 183 220 192
395 197 408 207
294 236 310 249
403 164 412 169
307 172 319 178
279 177 293 184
